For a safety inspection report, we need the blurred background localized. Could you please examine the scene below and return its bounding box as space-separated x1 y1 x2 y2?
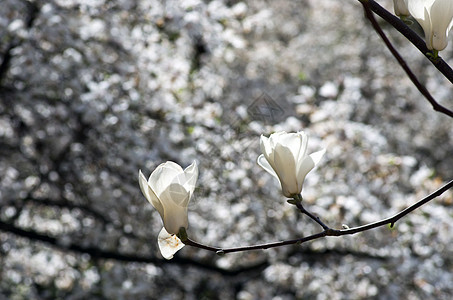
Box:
1 0 453 299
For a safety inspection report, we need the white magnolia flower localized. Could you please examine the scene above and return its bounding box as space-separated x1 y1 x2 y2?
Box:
394 0 410 16
405 0 453 50
139 161 198 259
257 131 325 198
158 227 185 260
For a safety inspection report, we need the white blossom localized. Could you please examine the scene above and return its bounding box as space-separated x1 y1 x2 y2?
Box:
139 161 198 259
405 0 453 50
139 161 198 234
257 131 325 198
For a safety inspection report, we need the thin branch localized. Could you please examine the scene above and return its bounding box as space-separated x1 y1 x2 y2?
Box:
185 179 453 254
359 0 453 118
0 0 39 88
292 199 330 230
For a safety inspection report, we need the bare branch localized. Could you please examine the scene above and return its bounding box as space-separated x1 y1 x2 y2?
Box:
186 179 453 254
291 197 330 230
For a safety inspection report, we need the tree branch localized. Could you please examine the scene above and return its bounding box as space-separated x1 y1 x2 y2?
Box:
293 196 330 230
185 179 453 254
359 0 453 118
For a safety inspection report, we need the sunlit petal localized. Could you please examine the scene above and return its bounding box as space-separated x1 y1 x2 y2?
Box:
257 154 279 179
139 170 164 217
157 227 185 260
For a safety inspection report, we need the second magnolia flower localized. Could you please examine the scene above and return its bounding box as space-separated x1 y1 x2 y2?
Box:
257 131 325 198
139 161 198 259
139 161 198 235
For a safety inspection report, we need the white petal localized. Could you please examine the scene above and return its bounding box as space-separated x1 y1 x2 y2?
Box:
257 154 279 179
296 156 315 194
162 201 189 234
139 170 164 217
157 227 185 260
407 0 435 49
149 161 184 197
260 134 273 162
430 0 453 50
394 0 410 16
162 181 189 206
296 131 308 161
156 181 190 234
407 0 434 20
139 170 151 201
296 149 325 193
269 131 286 149
277 132 303 160
273 142 298 196
309 148 326 166
183 161 199 196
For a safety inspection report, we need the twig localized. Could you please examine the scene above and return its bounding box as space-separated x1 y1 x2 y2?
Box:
292 196 330 230
185 179 453 254
359 0 453 118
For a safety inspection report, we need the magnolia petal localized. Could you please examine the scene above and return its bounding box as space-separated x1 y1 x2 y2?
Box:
268 131 287 151
277 132 304 160
162 181 189 206
257 154 280 180
430 0 453 50
394 0 410 16
268 131 285 153
273 142 298 196
149 161 184 197
296 131 308 162
183 161 199 195
139 170 164 217
296 155 315 193
421 8 432 40
309 148 326 166
260 134 274 163
157 227 185 260
138 170 151 201
406 0 433 20
163 203 189 234
407 0 432 44
159 182 190 234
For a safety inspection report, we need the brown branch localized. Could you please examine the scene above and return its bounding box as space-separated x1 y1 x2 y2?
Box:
293 198 330 230
185 179 453 254
359 0 453 118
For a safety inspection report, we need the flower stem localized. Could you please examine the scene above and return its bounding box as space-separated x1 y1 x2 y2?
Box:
293 197 330 230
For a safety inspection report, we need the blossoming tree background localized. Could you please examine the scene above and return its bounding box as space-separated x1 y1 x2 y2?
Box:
1 0 453 298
